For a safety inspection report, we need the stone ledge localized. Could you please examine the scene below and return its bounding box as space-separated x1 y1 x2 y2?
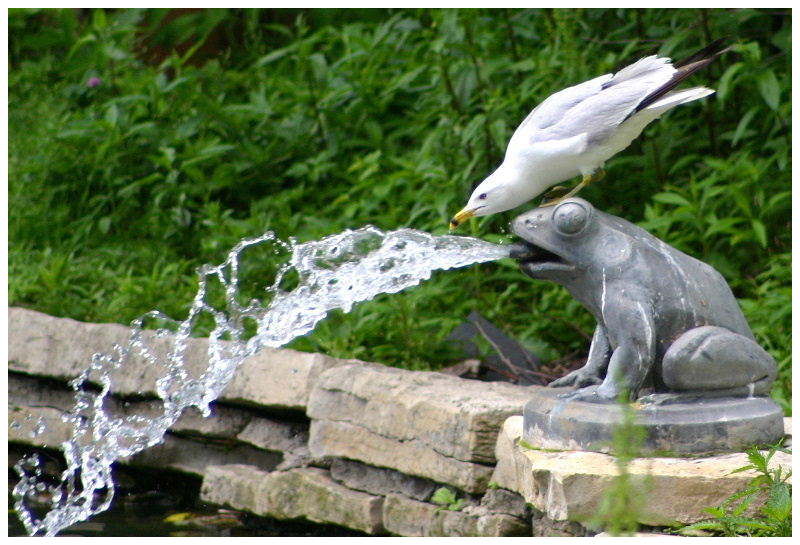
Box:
309 418 494 494
201 465 385 534
9 374 309 458
492 415 792 526
8 307 348 411
381 493 529 537
307 362 536 465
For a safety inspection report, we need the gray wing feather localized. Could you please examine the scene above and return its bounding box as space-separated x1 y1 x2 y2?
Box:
516 73 612 133
531 66 676 146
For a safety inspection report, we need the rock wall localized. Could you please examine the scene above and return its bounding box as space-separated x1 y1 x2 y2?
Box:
8 308 792 536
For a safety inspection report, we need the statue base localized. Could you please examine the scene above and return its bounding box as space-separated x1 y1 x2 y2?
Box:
522 387 785 455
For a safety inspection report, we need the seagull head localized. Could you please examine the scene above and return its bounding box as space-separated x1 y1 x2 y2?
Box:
449 166 521 229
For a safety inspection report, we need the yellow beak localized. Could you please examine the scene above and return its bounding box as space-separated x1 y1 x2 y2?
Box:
449 207 476 230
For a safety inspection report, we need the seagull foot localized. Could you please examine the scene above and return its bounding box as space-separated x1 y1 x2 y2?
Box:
539 170 606 207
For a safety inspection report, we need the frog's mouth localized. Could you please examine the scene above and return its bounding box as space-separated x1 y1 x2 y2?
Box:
509 240 575 274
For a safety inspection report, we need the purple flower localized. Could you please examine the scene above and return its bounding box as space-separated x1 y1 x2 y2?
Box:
86 77 102 88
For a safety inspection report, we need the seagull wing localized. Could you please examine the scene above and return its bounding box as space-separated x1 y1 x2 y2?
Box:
506 75 610 157
525 55 677 147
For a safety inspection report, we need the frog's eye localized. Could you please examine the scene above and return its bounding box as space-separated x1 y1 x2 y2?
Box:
553 201 590 235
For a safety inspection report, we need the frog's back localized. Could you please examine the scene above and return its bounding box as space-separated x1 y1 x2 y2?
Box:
602 213 754 339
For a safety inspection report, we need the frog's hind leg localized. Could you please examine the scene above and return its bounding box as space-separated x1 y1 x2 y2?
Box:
660 326 777 395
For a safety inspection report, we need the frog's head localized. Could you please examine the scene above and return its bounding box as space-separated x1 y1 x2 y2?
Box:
509 198 599 280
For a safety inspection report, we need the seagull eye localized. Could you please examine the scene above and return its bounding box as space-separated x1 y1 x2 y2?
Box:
553 202 590 235
478 193 488 200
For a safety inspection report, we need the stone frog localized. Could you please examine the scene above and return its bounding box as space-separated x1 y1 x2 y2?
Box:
509 198 776 404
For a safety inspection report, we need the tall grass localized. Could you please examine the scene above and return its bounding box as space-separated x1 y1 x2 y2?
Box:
8 8 791 409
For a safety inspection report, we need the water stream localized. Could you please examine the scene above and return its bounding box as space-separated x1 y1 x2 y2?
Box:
12 226 509 536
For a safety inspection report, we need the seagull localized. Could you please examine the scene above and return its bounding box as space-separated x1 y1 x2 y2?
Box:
449 40 729 229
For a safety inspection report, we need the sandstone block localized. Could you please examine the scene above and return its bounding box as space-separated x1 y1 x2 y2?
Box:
330 458 437 501
381 494 481 536
309 419 494 494
492 415 793 526
308 363 535 465
127 434 281 476
201 464 268 512
8 404 72 449
477 513 530 536
258 468 384 534
382 493 439 536
9 372 309 458
480 488 528 518
8 307 347 411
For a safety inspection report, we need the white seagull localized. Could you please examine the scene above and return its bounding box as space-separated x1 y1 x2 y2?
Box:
450 40 729 229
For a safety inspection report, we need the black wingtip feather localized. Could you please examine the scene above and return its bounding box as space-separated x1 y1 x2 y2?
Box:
631 39 731 115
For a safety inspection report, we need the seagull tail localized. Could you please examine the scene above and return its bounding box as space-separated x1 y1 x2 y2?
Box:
643 86 715 113
629 40 730 116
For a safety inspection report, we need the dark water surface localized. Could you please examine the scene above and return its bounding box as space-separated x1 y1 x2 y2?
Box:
9 446 364 537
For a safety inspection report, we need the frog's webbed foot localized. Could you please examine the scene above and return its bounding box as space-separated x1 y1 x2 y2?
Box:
549 367 603 388
539 169 606 207
557 385 617 404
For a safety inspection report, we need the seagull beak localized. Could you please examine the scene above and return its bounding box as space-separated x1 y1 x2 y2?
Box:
449 207 476 230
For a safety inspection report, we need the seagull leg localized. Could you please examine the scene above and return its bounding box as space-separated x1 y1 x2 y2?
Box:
539 169 606 207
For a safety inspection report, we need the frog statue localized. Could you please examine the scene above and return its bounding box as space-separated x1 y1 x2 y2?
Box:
508 198 777 405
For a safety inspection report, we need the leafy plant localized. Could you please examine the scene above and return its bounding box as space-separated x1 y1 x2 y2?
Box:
677 444 791 537
590 393 647 536
431 487 467 511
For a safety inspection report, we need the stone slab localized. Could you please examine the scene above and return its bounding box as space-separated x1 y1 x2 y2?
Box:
8 373 309 456
493 415 792 526
308 362 536 464
480 488 528 518
126 434 282 476
309 419 494 494
382 493 528 537
523 386 785 455
329 458 437 502
201 465 384 534
8 307 347 410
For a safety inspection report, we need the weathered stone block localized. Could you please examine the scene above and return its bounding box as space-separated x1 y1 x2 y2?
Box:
308 363 535 464
382 493 530 537
201 464 267 512
235 417 308 452
262 468 384 534
9 373 309 459
477 513 530 536
493 415 793 526
8 404 72 449
8 307 347 410
382 493 439 536
330 458 437 501
309 419 494 494
203 465 384 534
127 434 282 476
480 488 528 518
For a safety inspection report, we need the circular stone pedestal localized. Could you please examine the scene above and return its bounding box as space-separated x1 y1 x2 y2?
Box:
523 387 785 455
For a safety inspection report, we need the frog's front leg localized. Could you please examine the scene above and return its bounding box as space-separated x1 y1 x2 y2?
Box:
563 295 656 403
550 324 611 388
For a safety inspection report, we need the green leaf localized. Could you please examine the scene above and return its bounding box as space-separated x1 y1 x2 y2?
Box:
652 192 691 207
750 220 768 248
756 70 781 111
431 487 457 507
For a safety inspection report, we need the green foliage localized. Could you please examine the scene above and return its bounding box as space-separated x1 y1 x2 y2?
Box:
8 9 790 402
431 487 466 512
677 444 792 537
591 394 647 536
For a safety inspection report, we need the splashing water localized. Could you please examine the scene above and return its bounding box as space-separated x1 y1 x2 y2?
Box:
12 226 509 536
